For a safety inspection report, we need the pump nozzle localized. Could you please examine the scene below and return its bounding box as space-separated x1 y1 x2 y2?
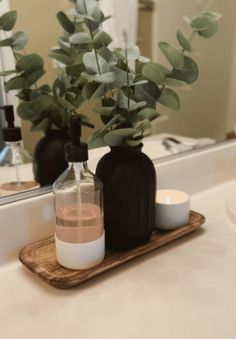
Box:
65 115 94 163
0 105 22 142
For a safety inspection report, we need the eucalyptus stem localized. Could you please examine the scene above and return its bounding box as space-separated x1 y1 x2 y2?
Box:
82 0 101 75
123 31 130 111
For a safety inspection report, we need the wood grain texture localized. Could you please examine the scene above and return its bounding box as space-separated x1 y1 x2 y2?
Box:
19 211 205 289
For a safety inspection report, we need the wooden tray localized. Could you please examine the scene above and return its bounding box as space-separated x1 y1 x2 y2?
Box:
19 210 205 289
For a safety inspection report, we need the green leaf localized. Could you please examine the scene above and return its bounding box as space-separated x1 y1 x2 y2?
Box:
159 42 184 69
134 119 151 131
135 81 160 109
123 46 140 61
158 88 180 111
49 49 72 65
11 31 28 50
57 96 76 110
24 69 45 87
104 128 137 146
0 37 13 47
82 82 106 99
32 94 55 113
142 62 170 85
117 91 146 111
69 32 92 44
1 10 17 31
191 14 218 38
176 30 192 52
132 108 160 122
57 11 75 34
76 0 102 23
16 54 44 75
171 56 198 84
93 30 112 49
165 77 189 87
0 69 16 76
17 101 36 121
83 51 109 74
94 72 115 84
88 129 108 148
31 118 50 132
5 76 25 91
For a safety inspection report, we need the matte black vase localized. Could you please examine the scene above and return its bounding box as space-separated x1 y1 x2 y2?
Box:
96 145 156 250
33 129 70 186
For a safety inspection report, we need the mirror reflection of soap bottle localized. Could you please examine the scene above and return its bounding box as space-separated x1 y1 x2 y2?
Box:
0 105 37 196
53 116 105 270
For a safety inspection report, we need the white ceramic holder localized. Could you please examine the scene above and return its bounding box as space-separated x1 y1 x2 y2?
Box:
55 232 105 270
155 189 190 230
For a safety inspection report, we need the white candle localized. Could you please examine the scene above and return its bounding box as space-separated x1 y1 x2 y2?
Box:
155 189 190 230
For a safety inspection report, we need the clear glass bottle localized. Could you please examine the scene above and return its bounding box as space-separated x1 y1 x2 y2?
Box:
53 116 104 270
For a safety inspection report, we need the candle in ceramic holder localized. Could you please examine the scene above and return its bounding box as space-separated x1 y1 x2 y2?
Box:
155 189 190 230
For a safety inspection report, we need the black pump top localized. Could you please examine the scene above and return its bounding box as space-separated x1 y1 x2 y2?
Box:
65 116 93 163
0 105 22 142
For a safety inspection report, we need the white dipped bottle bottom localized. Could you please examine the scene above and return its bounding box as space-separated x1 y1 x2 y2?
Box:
55 232 105 270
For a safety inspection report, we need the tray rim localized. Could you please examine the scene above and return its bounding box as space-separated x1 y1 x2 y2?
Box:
19 210 205 289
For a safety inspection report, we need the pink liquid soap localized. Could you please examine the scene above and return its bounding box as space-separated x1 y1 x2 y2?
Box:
56 203 103 244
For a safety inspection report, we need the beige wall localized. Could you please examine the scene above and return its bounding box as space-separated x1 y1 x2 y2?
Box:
152 0 236 141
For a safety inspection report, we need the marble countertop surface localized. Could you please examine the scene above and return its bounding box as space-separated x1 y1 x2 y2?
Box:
1 178 236 339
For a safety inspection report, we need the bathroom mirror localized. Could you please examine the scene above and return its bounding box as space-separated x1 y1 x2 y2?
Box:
0 0 235 203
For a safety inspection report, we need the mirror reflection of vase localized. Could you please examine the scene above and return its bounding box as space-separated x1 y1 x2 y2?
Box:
33 129 70 186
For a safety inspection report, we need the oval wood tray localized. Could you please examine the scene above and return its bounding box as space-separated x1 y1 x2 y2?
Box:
19 210 205 289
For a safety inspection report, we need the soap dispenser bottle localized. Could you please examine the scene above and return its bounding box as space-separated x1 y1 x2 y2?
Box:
53 116 105 270
0 105 35 195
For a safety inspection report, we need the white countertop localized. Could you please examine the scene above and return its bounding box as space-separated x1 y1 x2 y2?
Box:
1 177 236 339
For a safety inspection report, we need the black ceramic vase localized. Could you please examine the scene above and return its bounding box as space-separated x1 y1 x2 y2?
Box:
96 145 156 250
33 129 70 186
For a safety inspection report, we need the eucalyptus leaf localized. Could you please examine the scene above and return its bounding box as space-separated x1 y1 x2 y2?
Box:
16 54 44 75
0 69 16 76
5 76 25 91
76 0 102 23
57 11 75 34
123 46 140 61
176 30 192 52
17 101 35 121
142 62 170 85
0 37 13 47
171 56 198 84
94 72 115 84
31 118 50 132
57 96 76 110
83 51 109 74
134 119 151 132
82 82 106 99
132 108 160 122
11 31 29 50
104 129 134 146
88 129 108 148
191 14 218 38
159 42 184 70
24 69 45 87
158 88 180 111
93 30 112 49
49 49 72 65
135 81 161 109
117 91 146 111
69 32 92 44
1 10 17 31
165 77 189 87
